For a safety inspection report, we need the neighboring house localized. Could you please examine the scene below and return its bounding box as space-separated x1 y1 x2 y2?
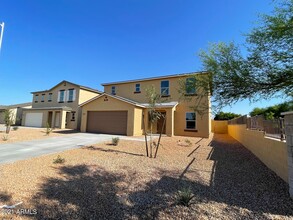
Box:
80 72 211 137
22 81 101 129
0 102 32 125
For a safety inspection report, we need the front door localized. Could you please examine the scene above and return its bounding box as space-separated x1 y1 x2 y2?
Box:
157 112 166 134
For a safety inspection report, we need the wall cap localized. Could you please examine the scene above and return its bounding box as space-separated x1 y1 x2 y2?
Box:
281 111 293 116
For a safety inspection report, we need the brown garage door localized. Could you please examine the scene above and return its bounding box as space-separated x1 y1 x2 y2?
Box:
86 111 128 135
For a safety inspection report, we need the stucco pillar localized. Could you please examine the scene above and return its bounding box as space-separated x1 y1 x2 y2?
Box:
166 108 175 137
60 111 67 129
282 111 293 198
52 111 56 128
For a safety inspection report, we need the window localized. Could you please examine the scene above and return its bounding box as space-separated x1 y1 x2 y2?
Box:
135 83 140 93
161 80 169 96
41 94 45 102
35 94 39 103
71 111 76 121
186 77 196 94
48 93 52 102
186 112 196 129
68 89 75 102
111 86 116 95
58 90 65 102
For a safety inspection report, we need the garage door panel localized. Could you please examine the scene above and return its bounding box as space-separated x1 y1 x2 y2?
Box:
87 111 127 135
25 113 43 127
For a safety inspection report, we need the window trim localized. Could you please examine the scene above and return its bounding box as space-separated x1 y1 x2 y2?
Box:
48 93 52 102
58 90 65 103
185 77 196 95
185 112 197 130
68 89 75 102
111 86 116 95
134 83 141 93
161 80 170 96
41 94 45 102
35 94 39 103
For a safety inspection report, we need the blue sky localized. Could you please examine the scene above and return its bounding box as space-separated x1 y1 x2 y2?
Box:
0 0 287 114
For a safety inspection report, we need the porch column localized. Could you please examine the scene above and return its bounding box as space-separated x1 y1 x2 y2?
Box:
282 111 293 198
166 107 175 137
143 109 149 134
52 111 56 128
60 110 67 129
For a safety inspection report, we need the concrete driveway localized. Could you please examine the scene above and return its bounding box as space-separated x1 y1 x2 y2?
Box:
0 133 146 165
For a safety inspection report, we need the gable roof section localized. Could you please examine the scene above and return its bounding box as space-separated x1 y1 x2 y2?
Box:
31 80 102 94
101 71 208 86
79 93 146 108
140 101 178 108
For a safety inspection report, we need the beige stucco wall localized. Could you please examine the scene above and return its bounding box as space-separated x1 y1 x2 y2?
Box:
104 75 211 138
211 120 228 134
32 82 80 109
80 95 144 136
21 109 68 129
228 124 288 183
174 103 210 138
133 108 144 136
30 82 100 129
104 75 207 103
78 89 100 105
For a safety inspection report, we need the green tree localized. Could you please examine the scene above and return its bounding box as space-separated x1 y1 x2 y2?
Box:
177 73 211 115
249 101 293 119
214 112 241 120
4 109 15 134
145 85 165 158
198 0 292 110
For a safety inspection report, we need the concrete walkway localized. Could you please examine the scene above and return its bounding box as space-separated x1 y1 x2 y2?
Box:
0 133 146 165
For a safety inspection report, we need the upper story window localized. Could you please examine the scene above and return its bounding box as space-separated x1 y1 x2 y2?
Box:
48 93 52 102
34 94 39 103
185 77 196 95
68 89 76 102
161 80 169 96
41 94 45 102
111 86 116 95
186 112 196 130
135 83 140 93
58 90 65 103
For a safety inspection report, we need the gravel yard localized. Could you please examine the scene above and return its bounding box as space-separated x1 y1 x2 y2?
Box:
0 134 292 219
0 125 76 144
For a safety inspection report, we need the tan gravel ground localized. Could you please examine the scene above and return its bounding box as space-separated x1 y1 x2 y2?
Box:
0 134 292 219
0 126 76 144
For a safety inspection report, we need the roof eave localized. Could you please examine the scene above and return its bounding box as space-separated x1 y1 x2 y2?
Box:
101 71 208 86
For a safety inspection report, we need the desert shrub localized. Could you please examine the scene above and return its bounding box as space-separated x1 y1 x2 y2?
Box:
176 187 195 207
184 139 192 147
2 135 9 141
45 123 52 135
4 109 14 134
53 155 65 164
12 126 19 131
112 137 120 146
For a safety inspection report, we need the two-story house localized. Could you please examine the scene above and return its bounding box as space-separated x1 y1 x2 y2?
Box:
22 81 101 129
80 72 211 137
